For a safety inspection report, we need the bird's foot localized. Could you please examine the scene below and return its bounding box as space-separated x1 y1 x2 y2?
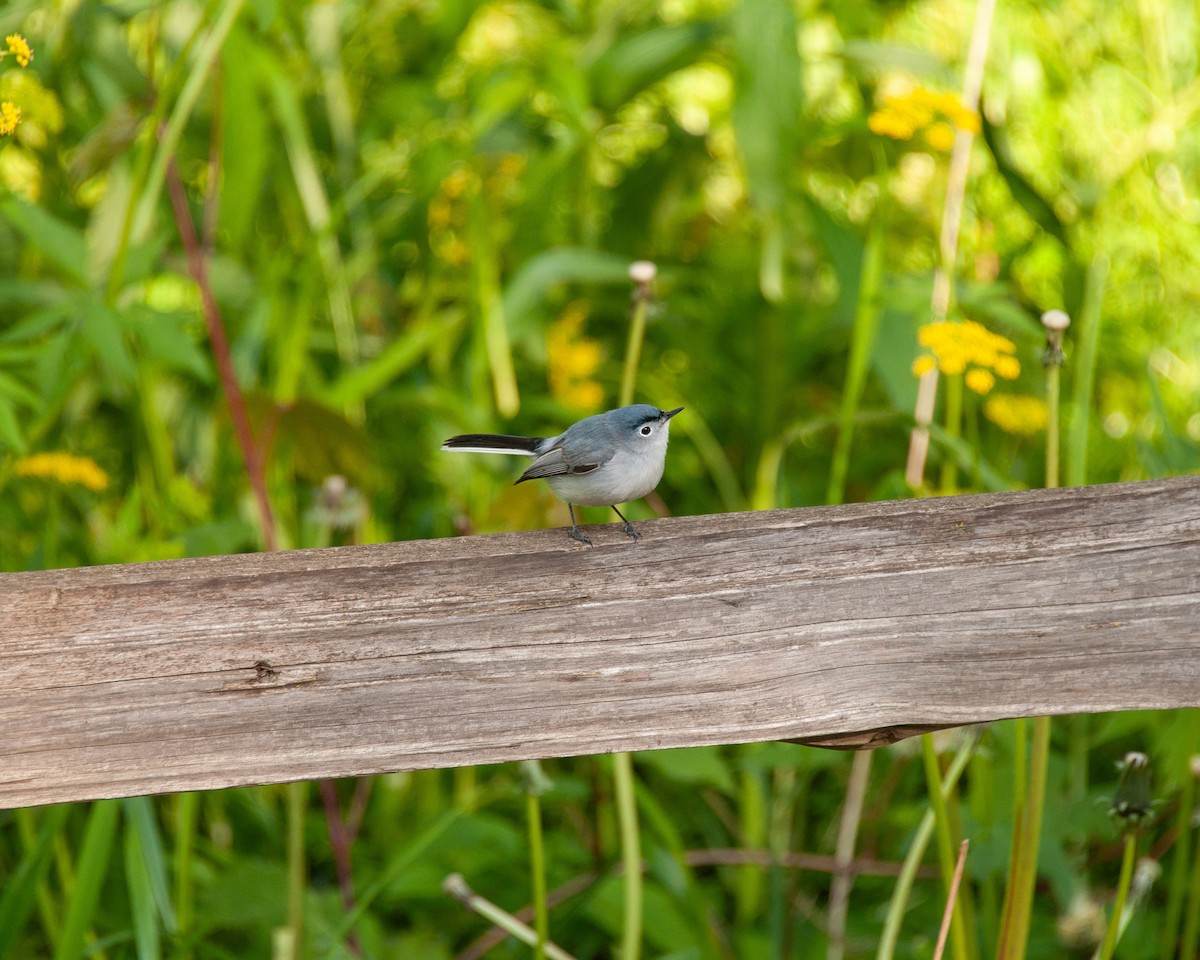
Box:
621 521 641 541
568 526 593 546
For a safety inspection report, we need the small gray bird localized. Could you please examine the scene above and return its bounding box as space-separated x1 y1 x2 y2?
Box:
442 404 684 544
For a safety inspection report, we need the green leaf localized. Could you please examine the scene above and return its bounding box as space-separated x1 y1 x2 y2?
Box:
245 394 373 485
638 746 736 794
124 797 178 933
219 25 270 250
80 303 137 388
124 823 162 960
980 108 1068 245
840 40 945 78
54 799 120 960
589 21 718 111
0 199 89 286
133 310 213 382
0 806 71 959
502 247 634 326
0 398 27 454
324 308 464 407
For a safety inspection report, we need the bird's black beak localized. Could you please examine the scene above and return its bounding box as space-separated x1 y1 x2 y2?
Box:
663 407 684 420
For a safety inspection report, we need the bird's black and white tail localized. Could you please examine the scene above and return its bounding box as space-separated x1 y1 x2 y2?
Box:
440 434 544 456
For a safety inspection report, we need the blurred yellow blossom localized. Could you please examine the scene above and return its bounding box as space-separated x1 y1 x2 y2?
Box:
0 101 18 136
984 394 1049 435
913 319 1020 394
4 34 32 68
15 452 109 491
869 86 980 151
547 302 604 410
912 355 936 377
965 368 995 394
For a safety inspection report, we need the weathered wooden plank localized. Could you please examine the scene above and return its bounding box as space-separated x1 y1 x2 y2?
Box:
2 476 1199 809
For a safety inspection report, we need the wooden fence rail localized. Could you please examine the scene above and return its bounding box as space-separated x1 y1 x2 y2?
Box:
3 476 1199 809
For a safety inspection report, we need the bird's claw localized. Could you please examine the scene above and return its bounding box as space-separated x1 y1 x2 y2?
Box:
568 526 593 546
622 522 640 541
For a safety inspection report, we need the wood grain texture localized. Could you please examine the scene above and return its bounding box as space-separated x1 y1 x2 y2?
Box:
3 476 1199 809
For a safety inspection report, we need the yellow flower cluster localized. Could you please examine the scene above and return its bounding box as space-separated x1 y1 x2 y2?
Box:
15 452 109 491
868 87 980 151
912 319 1020 394
0 100 18 136
984 394 1050 435
547 303 604 410
1 34 32 138
6 34 32 67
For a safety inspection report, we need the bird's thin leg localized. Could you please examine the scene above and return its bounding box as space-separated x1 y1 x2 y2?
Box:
612 505 640 541
567 504 592 545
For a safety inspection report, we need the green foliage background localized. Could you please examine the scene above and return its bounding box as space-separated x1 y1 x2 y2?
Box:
1 0 1198 957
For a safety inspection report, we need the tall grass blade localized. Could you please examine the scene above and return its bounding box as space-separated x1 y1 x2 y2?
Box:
0 805 71 959
54 799 120 960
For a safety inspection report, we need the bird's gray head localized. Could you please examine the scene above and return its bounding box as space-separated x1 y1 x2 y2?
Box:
610 404 684 443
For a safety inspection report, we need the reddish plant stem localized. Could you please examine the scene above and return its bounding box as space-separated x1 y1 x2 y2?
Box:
164 158 277 551
318 779 363 958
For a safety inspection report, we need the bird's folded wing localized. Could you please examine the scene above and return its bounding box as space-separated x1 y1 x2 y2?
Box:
516 437 610 483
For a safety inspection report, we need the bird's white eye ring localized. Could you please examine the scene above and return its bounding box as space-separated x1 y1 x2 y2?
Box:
640 425 652 436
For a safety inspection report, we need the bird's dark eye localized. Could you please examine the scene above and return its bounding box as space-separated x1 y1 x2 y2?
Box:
639 425 652 436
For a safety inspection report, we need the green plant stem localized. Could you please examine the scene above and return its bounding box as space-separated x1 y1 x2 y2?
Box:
878 732 977 960
736 762 766 923
1182 804 1200 960
827 215 884 505
1160 715 1200 960
1045 364 1060 489
940 373 964 494
286 782 307 960
997 716 1051 960
922 736 970 960
174 792 197 959
619 293 649 408
526 790 549 960
612 752 642 960
1065 254 1109 488
1097 832 1137 960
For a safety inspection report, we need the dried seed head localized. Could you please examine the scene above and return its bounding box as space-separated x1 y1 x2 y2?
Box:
1110 751 1152 826
629 260 657 284
1041 309 1070 331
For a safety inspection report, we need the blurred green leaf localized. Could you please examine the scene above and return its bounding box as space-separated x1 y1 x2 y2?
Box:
133 309 213 382
502 247 634 325
1 199 90 287
80 303 137 388
54 799 120 960
0 806 71 959
841 40 945 77
638 746 736 794
246 394 373 485
219 25 270 250
123 823 162 960
124 797 177 933
980 108 1069 246
589 21 719 111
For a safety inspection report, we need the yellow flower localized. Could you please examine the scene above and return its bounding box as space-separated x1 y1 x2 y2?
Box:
5 34 32 68
547 302 604 410
925 121 955 152
0 101 19 136
993 355 1020 379
984 395 1049 435
870 86 980 145
14 452 109 491
965 368 995 394
914 318 1021 389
